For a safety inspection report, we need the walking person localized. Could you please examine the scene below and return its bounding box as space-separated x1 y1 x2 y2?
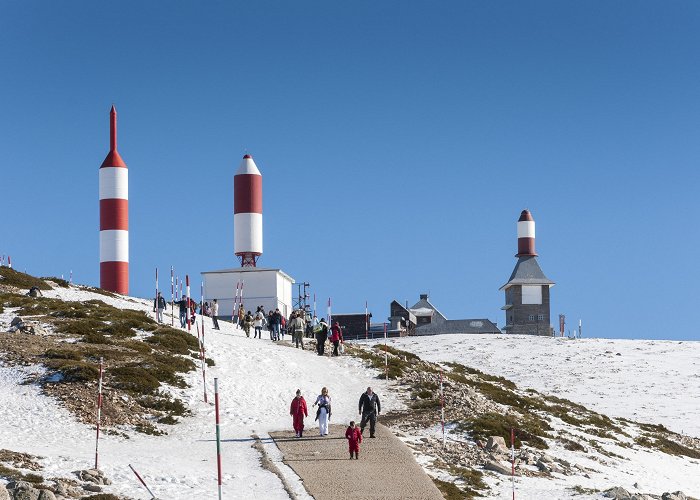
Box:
237 304 245 327
243 310 253 337
270 308 282 341
253 309 265 338
330 321 343 356
290 312 306 349
211 299 220 330
345 421 362 459
177 296 188 328
154 292 166 323
312 387 332 436
290 389 308 438
315 318 329 356
358 386 381 438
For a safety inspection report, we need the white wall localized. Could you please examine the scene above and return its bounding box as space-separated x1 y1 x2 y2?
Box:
202 270 294 318
521 285 543 305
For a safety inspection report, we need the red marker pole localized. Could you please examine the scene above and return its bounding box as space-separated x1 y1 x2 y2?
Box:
171 267 174 326
7 256 11 269
440 366 445 447
511 427 516 499
214 378 223 500
231 281 239 325
129 464 156 499
94 357 104 469
186 275 191 333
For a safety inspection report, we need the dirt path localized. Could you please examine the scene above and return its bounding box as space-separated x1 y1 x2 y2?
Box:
269 423 443 500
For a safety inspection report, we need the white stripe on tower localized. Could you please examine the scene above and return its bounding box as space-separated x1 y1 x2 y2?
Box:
99 105 129 294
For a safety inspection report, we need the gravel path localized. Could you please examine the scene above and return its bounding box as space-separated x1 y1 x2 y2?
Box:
269 423 443 500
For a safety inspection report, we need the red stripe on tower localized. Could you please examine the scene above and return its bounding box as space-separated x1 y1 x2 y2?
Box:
516 209 537 257
99 106 129 294
233 154 263 267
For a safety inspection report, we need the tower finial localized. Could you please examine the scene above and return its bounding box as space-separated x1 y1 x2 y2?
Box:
516 209 537 257
110 105 117 152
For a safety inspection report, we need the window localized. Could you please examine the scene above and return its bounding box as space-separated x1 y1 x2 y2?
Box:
538 314 544 321
528 315 535 321
522 286 542 305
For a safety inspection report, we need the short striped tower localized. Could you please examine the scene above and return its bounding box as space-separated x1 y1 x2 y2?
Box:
99 106 129 294
500 209 554 335
233 154 262 267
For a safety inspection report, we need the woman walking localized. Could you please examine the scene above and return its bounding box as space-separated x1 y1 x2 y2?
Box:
290 389 308 438
312 387 332 436
330 321 343 356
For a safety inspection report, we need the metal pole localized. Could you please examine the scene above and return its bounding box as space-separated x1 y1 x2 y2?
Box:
214 378 223 500
155 268 159 321
129 464 156 499
94 357 103 469
365 300 368 340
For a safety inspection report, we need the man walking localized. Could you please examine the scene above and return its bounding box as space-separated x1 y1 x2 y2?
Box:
154 292 166 323
211 299 220 330
358 386 381 438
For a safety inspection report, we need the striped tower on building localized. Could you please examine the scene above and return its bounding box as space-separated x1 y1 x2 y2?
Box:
99 106 129 294
500 209 554 336
233 154 262 267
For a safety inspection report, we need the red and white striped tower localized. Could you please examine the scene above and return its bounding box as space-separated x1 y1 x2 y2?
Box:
233 154 262 267
515 209 537 257
99 106 129 294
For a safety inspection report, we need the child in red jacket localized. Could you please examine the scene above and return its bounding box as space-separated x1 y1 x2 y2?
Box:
290 389 308 438
345 421 362 459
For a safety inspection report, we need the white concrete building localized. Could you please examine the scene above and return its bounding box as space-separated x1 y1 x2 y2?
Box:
202 267 294 320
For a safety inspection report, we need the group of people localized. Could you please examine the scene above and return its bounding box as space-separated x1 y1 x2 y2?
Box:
289 386 381 459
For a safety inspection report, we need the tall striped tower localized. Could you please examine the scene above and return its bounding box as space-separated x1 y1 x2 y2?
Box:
233 154 262 267
99 106 129 294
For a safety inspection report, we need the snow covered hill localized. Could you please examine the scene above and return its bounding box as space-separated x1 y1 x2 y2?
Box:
1 279 698 500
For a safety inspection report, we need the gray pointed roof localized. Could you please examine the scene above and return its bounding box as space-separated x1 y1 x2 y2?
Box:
500 256 554 290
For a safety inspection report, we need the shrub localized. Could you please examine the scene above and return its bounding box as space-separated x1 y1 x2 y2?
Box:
42 276 70 287
458 411 550 449
45 360 99 382
44 348 81 360
140 395 188 416
110 366 160 394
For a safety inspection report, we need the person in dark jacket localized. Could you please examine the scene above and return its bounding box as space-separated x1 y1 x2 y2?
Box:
154 292 167 323
358 386 381 438
177 297 188 328
315 318 329 356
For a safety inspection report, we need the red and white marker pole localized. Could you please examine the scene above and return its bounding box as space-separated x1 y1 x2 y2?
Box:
7 255 11 269
186 275 191 333
171 267 175 326
94 357 104 469
129 464 156 499
384 322 388 379
214 378 223 500
154 268 159 321
327 297 332 326
197 322 208 403
239 280 245 313
511 427 516 499
440 366 446 447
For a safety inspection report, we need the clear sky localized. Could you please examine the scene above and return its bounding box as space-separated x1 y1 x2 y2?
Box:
1 2 698 340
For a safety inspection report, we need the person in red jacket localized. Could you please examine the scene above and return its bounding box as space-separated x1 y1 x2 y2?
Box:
290 389 308 438
330 321 343 356
345 420 362 459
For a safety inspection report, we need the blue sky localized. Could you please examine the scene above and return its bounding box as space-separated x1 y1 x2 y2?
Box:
1 2 698 340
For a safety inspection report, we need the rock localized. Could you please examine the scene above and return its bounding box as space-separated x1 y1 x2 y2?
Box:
81 484 101 493
538 453 554 463
662 492 687 500
486 436 508 453
603 486 632 499
0 484 10 500
536 460 551 473
484 460 512 475
38 491 57 500
7 481 41 500
630 495 654 500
